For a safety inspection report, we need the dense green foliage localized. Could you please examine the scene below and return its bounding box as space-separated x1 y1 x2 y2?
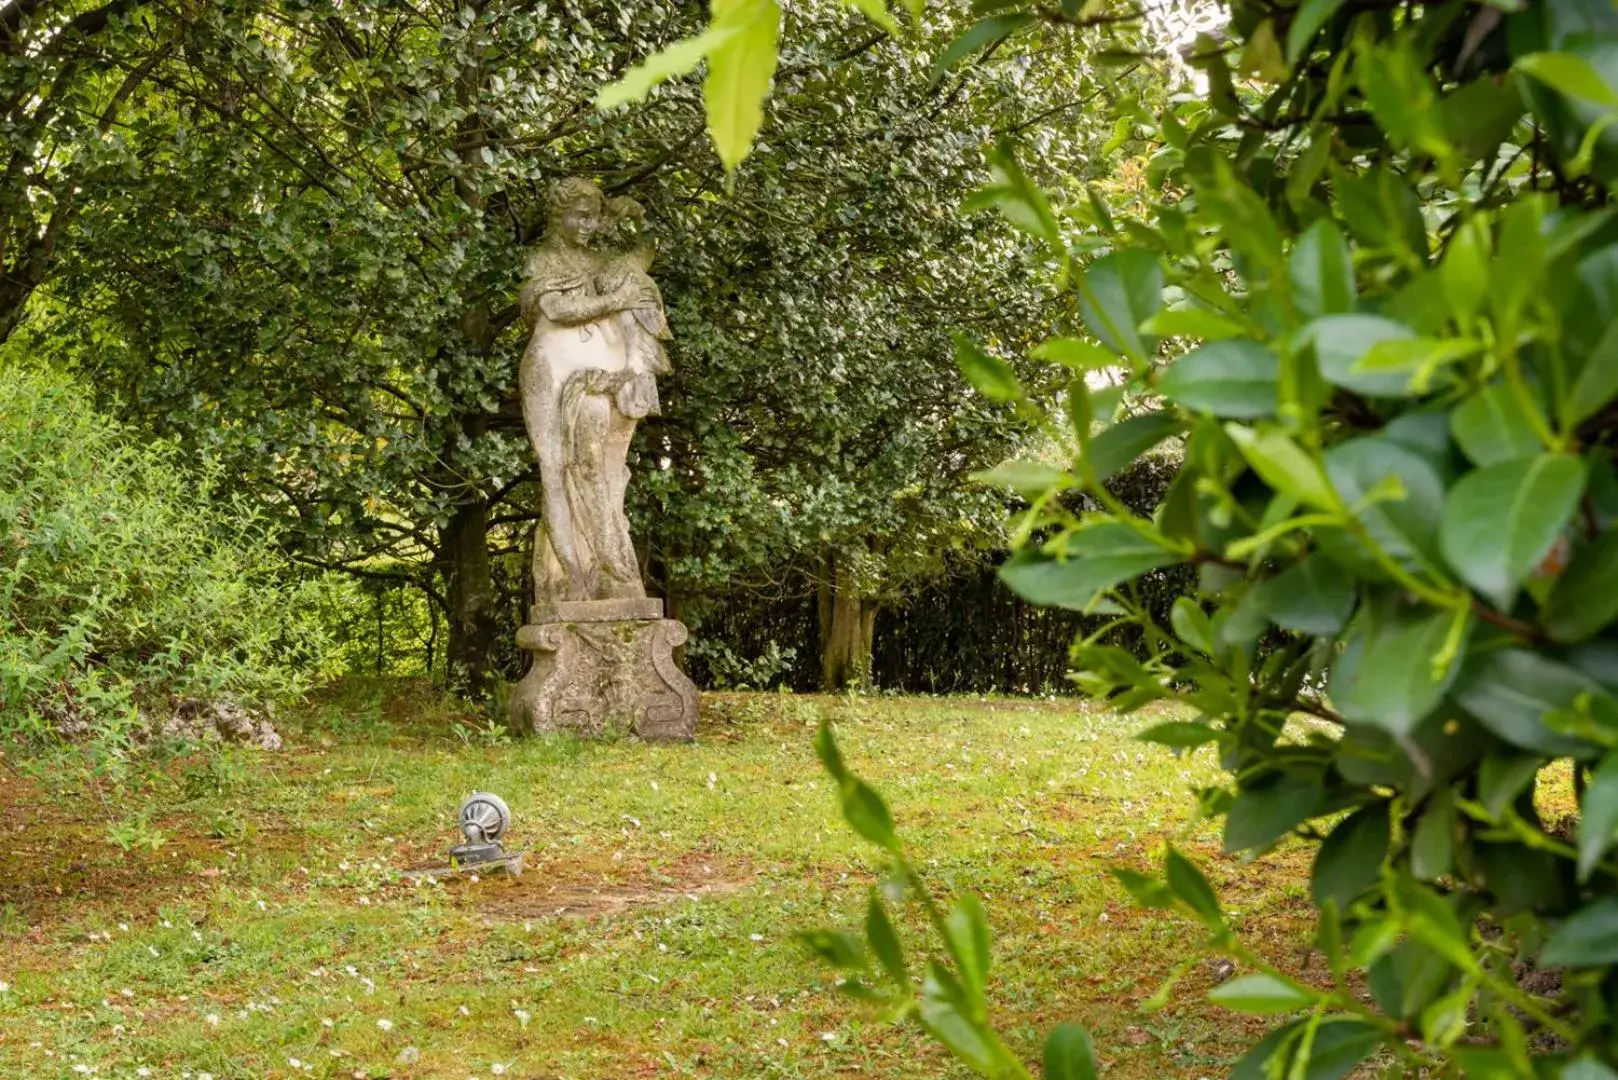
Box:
10 0 1134 694
0 364 330 744
630 0 1618 1074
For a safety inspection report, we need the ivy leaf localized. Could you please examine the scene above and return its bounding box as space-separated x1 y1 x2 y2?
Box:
1078 250 1164 364
1438 454 1586 610
703 0 782 172
1158 341 1280 419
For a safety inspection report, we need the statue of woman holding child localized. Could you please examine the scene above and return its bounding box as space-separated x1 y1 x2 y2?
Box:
518 176 671 606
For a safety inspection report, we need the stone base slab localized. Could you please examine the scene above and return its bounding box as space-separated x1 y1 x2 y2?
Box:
506 616 697 742
528 597 665 624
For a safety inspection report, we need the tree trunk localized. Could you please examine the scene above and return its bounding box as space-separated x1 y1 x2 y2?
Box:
441 497 498 698
820 552 874 691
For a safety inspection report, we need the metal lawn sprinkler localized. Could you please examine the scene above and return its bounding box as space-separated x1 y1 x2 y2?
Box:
406 791 526 881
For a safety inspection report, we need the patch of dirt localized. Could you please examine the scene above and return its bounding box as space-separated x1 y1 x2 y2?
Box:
431 850 755 920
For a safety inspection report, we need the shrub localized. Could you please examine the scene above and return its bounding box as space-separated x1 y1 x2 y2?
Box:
795 1 1618 1077
0 363 332 749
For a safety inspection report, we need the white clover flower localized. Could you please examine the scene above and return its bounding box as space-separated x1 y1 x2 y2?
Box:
204 1013 220 1026
491 1064 508 1075
513 1008 531 1028
376 1018 394 1032
821 1031 837 1042
0 980 10 992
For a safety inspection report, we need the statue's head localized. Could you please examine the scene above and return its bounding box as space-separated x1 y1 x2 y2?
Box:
546 177 606 248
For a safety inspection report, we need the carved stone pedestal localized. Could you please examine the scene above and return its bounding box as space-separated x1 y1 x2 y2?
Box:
505 599 698 742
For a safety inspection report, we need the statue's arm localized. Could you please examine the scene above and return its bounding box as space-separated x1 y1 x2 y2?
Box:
537 285 637 327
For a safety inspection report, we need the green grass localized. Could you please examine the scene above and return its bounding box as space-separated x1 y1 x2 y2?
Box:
0 683 1318 1079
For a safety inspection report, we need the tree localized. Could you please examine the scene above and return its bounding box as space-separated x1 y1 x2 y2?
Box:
29 0 1126 693
639 0 1618 1074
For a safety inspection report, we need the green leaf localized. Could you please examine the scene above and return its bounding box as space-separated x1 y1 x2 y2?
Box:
1312 802 1390 911
1225 424 1342 511
1158 341 1280 419
1411 789 1455 881
840 0 897 32
1042 1023 1099 1080
954 334 1022 401
998 523 1178 610
1330 608 1460 738
799 929 868 970
703 0 782 172
865 891 908 986
1542 897 1618 967
1581 754 1618 883
1516 51 1618 108
1224 771 1325 853
1452 649 1607 757
1232 1019 1382 1080
1140 308 1247 341
1285 0 1347 65
1320 436 1445 570
1288 218 1355 319
1208 972 1318 1014
1450 383 1543 468
942 895 992 1001
1567 246 1618 423
1546 531 1618 643
814 721 849 783
1031 337 1116 371
1255 554 1355 635
596 24 741 109
1078 250 1164 363
971 459 1069 496
1440 217 1491 324
917 965 999 1072
1306 314 1419 397
1564 1059 1618 1080
1111 866 1175 908
840 778 900 852
1170 596 1214 653
1137 720 1220 750
1438 454 1586 610
1478 752 1541 819
1083 412 1182 481
1164 846 1223 926
930 14 1035 82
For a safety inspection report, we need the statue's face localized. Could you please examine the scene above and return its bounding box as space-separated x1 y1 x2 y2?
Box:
556 201 601 246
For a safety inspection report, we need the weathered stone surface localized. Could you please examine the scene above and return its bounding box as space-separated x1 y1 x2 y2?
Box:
508 178 698 741
506 611 698 741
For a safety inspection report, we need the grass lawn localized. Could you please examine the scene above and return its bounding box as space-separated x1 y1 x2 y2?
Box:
0 684 1321 1080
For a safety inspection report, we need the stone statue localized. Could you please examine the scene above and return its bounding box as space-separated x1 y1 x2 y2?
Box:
507 178 697 741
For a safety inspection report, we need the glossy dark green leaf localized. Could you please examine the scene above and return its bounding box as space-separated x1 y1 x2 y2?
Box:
1157 340 1280 419
1255 555 1355 635
1083 412 1182 481
1312 802 1390 911
954 334 1022 401
1078 249 1164 363
1411 789 1455 881
997 523 1177 610
1285 0 1347 64
799 929 867 970
1137 720 1220 750
1450 383 1543 468
1165 846 1223 925
841 777 901 851
1320 436 1446 571
1581 753 1618 883
1042 1023 1099 1080
1438 454 1586 610
1542 897 1618 967
1477 752 1541 819
1208 972 1318 1014
1330 608 1461 738
1307 314 1419 397
1451 649 1606 757
1233 1019 1382 1080
865 891 908 986
1288 218 1355 319
930 13 1035 82
1566 246 1618 423
1224 771 1324 853
1545 532 1618 643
